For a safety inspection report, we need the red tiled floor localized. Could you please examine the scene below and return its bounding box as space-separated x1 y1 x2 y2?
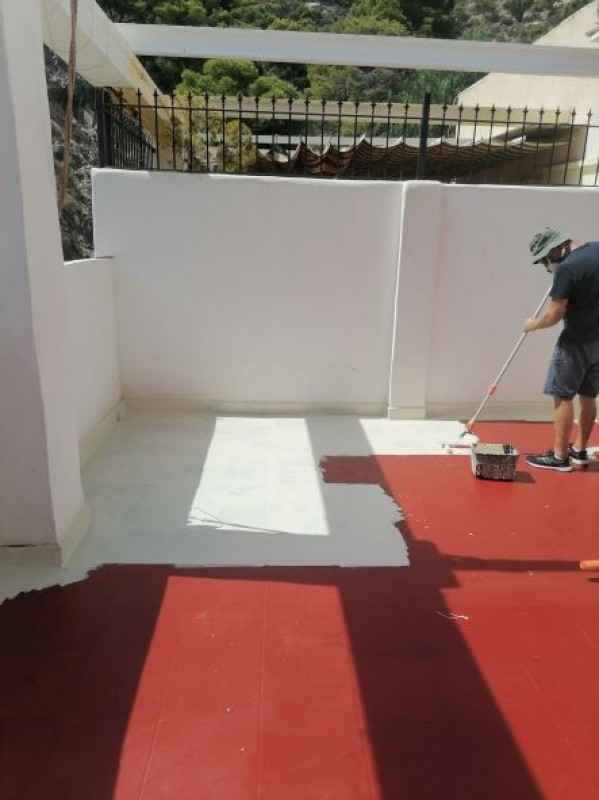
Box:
0 720 57 800
38 720 155 800
1 422 599 799
140 719 260 800
259 712 374 800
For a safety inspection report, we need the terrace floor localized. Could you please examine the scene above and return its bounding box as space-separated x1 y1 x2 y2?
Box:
1 412 598 799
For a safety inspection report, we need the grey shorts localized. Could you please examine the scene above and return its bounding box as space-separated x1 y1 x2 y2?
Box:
544 337 599 399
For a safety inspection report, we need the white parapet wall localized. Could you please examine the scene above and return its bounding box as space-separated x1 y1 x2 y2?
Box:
92 170 402 414
390 181 599 419
91 169 599 419
64 258 122 459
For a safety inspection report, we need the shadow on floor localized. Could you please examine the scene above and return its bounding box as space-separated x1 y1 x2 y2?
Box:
2 547 575 799
2 430 598 798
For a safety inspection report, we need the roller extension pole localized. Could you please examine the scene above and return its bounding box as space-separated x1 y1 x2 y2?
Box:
457 285 552 440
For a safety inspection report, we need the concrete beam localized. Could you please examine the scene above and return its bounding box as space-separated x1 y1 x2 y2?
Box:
117 24 599 79
41 0 158 95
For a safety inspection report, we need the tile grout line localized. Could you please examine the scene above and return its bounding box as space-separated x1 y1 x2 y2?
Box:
135 584 192 800
340 581 384 800
255 580 269 800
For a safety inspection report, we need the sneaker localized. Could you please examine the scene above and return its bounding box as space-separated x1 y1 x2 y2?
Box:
568 444 590 467
526 450 572 472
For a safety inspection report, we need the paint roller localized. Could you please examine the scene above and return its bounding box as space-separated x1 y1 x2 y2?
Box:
444 284 552 452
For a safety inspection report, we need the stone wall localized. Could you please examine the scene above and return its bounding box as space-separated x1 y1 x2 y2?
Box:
45 46 98 260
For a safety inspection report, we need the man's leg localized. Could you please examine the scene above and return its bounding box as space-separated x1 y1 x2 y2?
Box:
527 346 575 471
526 395 573 471
574 394 596 451
553 396 573 460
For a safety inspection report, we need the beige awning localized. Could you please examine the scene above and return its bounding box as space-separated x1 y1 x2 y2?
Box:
255 131 571 179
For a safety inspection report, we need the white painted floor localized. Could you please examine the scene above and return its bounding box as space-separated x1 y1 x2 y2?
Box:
0 412 472 603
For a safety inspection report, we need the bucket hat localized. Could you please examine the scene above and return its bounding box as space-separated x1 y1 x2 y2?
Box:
529 227 570 264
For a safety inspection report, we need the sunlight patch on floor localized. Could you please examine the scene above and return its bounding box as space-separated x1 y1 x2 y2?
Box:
187 417 330 536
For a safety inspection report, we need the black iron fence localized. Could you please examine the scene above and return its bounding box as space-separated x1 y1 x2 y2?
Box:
97 90 155 170
98 88 599 186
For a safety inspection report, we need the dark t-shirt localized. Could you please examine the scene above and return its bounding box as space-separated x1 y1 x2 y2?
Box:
551 241 599 342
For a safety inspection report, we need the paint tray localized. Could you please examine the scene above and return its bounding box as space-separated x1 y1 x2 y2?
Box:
471 443 519 481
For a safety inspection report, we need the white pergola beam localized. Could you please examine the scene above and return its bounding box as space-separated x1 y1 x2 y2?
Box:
42 0 161 96
117 24 599 79
43 0 131 86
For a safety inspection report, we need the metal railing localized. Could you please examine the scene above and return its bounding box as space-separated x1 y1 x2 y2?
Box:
98 89 599 186
97 90 155 170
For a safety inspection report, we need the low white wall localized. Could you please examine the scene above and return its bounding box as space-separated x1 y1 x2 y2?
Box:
64 258 121 443
390 181 599 418
93 171 402 413
91 170 599 419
